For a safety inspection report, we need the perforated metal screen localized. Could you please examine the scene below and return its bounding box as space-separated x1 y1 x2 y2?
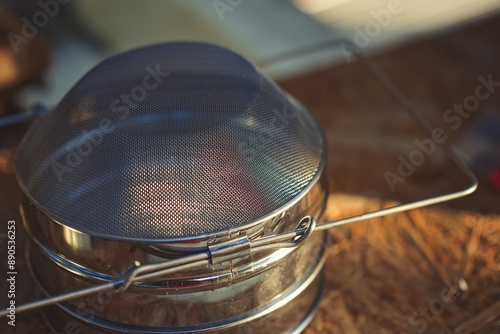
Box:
16 42 324 240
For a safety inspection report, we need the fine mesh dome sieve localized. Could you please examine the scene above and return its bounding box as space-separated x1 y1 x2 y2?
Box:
16 42 325 241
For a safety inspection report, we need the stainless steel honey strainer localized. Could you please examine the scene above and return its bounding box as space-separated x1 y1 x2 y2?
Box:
1 41 477 333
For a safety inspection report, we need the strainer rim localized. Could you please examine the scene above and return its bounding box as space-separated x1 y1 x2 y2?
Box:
16 144 325 243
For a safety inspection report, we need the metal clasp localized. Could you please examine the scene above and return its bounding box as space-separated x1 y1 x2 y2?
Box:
208 234 251 265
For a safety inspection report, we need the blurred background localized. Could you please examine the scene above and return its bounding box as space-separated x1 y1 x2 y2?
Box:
1 0 499 107
1 1 499 333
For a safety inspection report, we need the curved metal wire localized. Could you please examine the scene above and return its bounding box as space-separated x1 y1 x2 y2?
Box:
259 39 477 231
316 44 478 231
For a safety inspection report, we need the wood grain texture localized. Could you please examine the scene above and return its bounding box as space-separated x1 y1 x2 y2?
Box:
278 15 500 334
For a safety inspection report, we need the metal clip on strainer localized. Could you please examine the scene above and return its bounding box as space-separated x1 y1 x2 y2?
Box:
2 41 476 333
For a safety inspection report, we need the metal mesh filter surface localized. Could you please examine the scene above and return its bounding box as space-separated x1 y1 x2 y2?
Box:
16 42 324 240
